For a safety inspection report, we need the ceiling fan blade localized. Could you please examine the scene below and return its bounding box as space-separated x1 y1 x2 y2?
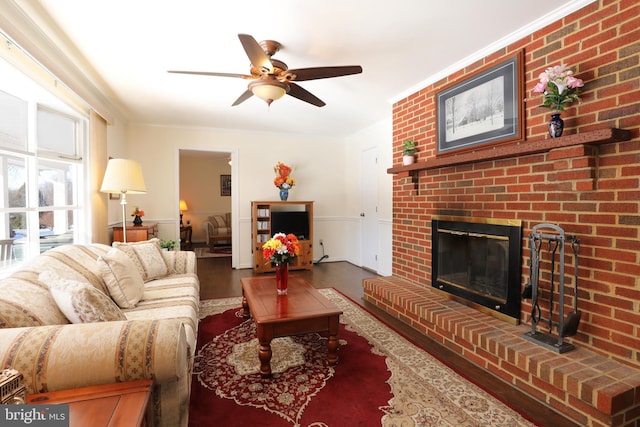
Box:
231 89 253 106
285 66 363 81
168 70 252 79
238 34 274 74
287 83 325 107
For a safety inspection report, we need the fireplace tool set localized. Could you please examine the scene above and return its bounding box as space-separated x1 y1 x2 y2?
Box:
522 223 581 353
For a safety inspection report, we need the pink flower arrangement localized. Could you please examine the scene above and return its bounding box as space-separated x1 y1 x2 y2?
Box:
533 64 584 112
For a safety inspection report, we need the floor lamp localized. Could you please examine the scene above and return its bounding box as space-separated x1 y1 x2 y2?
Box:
100 158 147 243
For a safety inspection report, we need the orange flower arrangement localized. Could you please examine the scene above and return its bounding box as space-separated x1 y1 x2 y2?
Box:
131 207 144 217
262 232 301 264
273 162 295 190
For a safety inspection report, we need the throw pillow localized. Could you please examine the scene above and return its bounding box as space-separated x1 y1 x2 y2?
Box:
97 247 145 308
40 271 126 323
112 238 171 282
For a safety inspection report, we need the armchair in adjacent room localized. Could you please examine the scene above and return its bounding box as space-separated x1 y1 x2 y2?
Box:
202 213 231 248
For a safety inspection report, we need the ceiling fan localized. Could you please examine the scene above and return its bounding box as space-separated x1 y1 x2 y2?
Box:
168 34 363 107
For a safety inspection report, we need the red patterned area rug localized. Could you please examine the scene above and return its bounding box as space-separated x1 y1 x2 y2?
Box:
189 289 537 427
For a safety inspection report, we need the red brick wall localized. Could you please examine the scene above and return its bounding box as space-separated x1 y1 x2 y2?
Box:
391 0 640 368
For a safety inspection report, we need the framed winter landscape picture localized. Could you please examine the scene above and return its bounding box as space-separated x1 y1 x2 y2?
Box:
436 50 524 155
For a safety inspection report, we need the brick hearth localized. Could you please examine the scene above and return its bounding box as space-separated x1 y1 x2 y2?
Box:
363 277 640 426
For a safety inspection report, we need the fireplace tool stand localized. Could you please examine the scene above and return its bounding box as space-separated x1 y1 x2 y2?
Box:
522 223 581 353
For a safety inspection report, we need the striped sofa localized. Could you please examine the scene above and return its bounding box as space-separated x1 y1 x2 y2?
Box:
0 242 199 427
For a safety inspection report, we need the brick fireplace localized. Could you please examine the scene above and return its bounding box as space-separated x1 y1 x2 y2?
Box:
366 1 640 426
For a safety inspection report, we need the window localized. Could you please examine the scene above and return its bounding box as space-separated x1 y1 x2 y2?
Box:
0 90 27 151
0 58 87 268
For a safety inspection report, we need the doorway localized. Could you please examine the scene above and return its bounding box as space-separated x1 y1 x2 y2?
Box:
178 149 237 267
360 147 379 271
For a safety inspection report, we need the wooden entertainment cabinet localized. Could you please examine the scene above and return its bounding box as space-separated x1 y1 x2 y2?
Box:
251 201 313 273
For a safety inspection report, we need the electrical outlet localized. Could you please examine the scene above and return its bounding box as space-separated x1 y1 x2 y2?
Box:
319 239 324 245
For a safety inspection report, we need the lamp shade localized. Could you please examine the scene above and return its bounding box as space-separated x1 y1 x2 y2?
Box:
100 159 147 194
249 80 289 105
179 200 189 211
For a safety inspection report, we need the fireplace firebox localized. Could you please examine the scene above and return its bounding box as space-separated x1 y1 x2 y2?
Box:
431 216 522 323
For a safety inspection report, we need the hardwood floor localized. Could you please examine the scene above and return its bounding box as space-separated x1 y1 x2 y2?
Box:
196 255 578 427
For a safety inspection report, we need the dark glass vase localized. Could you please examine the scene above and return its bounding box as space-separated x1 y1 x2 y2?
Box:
548 113 564 138
279 188 289 201
275 262 288 295
133 215 143 226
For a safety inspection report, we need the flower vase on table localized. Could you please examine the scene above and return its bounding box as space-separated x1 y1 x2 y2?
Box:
279 189 289 201
275 262 289 295
262 232 301 295
133 215 143 225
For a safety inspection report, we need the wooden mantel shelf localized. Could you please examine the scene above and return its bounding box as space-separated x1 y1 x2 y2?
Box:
387 128 632 175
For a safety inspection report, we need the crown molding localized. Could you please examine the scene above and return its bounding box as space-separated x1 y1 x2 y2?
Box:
0 0 126 124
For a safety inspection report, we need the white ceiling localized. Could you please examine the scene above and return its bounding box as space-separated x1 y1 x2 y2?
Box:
31 0 585 138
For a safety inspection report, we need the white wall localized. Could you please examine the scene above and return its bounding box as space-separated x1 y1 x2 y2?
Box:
108 119 393 273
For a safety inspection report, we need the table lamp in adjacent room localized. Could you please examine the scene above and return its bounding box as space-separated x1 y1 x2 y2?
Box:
179 199 189 227
100 158 147 243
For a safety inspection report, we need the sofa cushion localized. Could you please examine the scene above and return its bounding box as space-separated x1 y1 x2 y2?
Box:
97 247 145 308
112 238 171 282
162 250 197 275
0 276 70 328
28 244 112 295
41 271 126 323
0 244 114 328
123 274 200 351
211 215 227 228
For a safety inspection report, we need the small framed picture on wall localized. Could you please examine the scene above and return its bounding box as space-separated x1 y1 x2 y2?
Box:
220 174 231 196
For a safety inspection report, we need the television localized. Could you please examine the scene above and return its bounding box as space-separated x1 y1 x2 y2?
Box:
271 211 310 240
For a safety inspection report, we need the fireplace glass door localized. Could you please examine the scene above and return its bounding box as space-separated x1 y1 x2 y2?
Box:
437 230 509 301
432 217 522 322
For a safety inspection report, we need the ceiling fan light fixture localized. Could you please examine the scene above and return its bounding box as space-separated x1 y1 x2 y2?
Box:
249 80 289 106
169 34 362 108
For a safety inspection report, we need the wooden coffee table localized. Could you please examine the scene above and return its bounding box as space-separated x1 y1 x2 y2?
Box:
241 276 343 378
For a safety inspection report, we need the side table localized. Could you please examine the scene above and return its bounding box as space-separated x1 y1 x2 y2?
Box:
113 222 159 243
180 225 193 250
27 379 152 427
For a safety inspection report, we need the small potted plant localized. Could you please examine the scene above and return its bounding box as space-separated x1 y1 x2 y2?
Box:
160 240 177 251
402 140 418 165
